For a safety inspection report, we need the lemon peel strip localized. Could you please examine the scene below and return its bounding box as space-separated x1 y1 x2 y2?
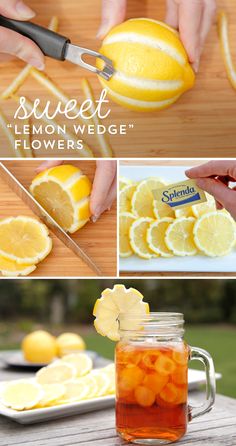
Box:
129 18 179 36
218 11 236 89
101 83 180 109
114 72 183 91
103 32 185 66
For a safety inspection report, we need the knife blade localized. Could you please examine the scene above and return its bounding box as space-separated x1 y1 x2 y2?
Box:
0 163 102 276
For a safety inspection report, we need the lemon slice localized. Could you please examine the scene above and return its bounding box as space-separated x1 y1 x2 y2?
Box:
174 207 194 218
119 177 133 190
37 384 66 407
61 353 93 377
0 256 36 277
1 380 43 411
30 164 92 234
0 216 52 265
36 362 77 385
193 211 236 257
78 374 99 399
147 218 174 257
153 201 175 219
192 194 216 218
119 184 137 213
131 178 166 218
119 212 136 257
130 217 156 259
91 370 111 396
93 284 149 341
57 380 89 404
165 217 197 256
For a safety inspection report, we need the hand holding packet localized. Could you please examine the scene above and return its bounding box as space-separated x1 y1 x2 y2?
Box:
153 179 207 210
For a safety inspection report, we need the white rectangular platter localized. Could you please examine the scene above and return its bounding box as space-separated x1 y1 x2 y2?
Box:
119 165 236 273
0 370 221 425
0 393 115 425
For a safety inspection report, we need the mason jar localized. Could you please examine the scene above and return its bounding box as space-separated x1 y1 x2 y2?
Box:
116 312 215 445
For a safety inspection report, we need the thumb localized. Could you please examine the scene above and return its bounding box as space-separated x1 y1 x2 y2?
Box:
97 0 127 39
35 161 63 173
197 178 236 220
0 27 45 69
0 0 35 20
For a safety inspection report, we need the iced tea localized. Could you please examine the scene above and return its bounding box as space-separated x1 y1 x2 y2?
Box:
116 341 189 443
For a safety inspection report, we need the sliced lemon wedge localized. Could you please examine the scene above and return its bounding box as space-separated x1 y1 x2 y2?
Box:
93 284 149 341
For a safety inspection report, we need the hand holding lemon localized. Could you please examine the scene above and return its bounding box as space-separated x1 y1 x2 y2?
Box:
98 0 216 72
35 161 117 223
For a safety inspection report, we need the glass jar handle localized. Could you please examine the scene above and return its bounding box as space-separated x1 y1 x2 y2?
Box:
188 346 216 421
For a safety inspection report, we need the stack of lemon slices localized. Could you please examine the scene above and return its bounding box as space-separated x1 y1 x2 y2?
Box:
119 176 236 258
0 216 52 277
0 353 115 411
30 164 92 234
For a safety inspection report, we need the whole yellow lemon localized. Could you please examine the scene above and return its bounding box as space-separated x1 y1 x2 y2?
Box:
22 330 57 364
56 333 86 357
98 18 195 112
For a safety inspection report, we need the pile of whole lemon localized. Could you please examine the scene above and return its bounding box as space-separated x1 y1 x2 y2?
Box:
119 176 236 258
22 330 86 364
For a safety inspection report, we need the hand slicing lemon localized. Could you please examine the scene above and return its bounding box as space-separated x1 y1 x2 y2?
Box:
93 284 150 341
30 164 92 234
98 18 195 112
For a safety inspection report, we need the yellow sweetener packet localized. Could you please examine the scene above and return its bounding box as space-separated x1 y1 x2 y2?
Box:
153 179 207 210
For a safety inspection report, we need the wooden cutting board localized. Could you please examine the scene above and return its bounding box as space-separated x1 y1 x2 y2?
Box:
0 160 117 277
0 0 235 158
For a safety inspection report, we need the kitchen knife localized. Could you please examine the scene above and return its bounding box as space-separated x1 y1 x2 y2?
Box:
0 15 114 80
0 163 103 276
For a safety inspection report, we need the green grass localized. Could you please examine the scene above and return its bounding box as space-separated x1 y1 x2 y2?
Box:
185 325 236 398
84 325 236 399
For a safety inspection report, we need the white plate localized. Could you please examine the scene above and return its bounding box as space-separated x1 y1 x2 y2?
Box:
0 350 98 369
119 165 236 273
0 393 115 425
0 370 221 424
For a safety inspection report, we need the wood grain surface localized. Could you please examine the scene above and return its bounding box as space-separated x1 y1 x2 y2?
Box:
0 0 235 158
0 160 117 277
119 159 236 277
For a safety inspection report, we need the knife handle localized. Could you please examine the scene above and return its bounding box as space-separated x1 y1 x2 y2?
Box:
0 15 70 60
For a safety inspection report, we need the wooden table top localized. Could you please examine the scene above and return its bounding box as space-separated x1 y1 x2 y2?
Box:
0 358 235 446
0 160 117 277
0 0 235 158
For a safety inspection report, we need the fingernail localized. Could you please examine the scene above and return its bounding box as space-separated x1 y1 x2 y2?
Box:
91 215 99 223
28 59 45 70
192 58 200 73
96 22 110 39
15 1 36 19
196 179 205 188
